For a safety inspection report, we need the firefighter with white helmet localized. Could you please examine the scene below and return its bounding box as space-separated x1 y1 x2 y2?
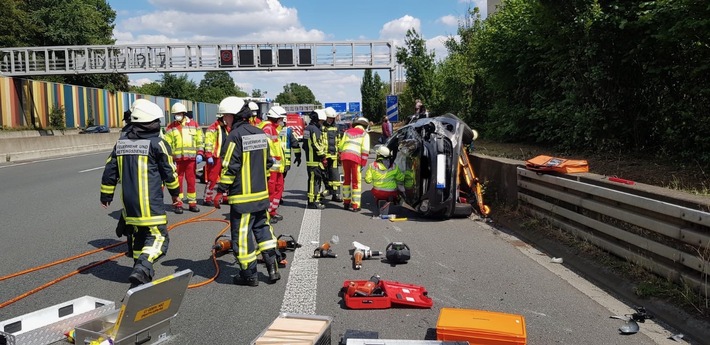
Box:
100 99 180 287
304 109 328 209
321 107 343 202
248 101 261 126
364 145 404 215
258 105 287 223
338 116 371 211
164 102 204 213
212 96 280 286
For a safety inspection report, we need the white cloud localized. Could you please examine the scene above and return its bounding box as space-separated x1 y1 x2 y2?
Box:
234 70 363 103
426 35 453 61
437 15 458 27
458 0 488 18
379 15 421 47
129 77 154 86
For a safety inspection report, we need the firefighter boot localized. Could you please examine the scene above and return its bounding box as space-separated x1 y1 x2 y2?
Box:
188 203 200 212
174 201 184 214
233 267 259 286
128 261 153 288
263 250 281 283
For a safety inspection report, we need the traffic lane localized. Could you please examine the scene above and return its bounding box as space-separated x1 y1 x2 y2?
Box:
1 162 309 343
315 188 662 344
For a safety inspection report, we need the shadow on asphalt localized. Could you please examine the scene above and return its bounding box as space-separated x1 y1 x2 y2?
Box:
160 257 236 285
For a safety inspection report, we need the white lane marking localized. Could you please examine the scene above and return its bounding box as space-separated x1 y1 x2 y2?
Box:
0 151 109 169
79 166 104 173
280 208 321 315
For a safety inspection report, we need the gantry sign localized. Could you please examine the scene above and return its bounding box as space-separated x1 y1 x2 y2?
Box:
0 41 396 92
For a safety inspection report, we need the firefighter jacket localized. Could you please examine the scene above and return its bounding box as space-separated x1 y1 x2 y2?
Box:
217 120 272 214
322 121 342 160
339 125 370 166
259 121 285 173
101 125 180 226
203 120 228 159
364 160 404 192
278 125 301 169
164 118 204 160
304 122 327 167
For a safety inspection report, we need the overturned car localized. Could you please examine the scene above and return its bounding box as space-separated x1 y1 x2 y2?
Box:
382 113 489 219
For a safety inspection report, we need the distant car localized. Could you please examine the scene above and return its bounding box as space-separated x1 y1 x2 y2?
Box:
80 125 110 134
383 113 477 219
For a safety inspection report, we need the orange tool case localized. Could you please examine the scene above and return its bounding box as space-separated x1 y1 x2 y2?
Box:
436 308 527 345
341 280 434 309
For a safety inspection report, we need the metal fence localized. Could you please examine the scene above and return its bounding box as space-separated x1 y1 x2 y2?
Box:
517 167 710 293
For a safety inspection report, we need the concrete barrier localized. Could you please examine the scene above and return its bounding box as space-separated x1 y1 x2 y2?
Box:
0 132 119 162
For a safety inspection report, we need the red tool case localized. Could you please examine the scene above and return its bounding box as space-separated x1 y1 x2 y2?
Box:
341 279 434 309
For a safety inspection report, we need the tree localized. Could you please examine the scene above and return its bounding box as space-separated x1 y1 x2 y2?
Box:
0 0 30 47
360 69 377 117
130 82 161 96
396 29 436 113
251 89 264 98
197 71 245 103
13 0 129 91
158 73 198 100
274 83 318 104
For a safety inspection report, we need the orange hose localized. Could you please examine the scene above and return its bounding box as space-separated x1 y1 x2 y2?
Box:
0 207 231 308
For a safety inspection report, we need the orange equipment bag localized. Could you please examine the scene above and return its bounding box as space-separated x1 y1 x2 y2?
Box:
525 155 589 174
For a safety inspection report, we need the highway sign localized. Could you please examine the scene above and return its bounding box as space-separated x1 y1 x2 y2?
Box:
348 102 361 112
386 95 398 122
324 102 346 113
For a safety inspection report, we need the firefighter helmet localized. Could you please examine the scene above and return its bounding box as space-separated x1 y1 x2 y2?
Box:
324 107 337 118
353 117 369 128
376 145 391 158
130 99 164 123
267 105 287 119
217 97 246 115
170 103 187 114
314 109 327 121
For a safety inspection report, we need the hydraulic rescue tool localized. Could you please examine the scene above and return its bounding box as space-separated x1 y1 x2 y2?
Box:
352 241 381 270
213 235 232 256
385 242 411 264
275 234 302 266
345 274 383 297
313 235 339 258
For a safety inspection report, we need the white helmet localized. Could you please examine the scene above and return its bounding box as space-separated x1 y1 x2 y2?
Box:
324 107 337 119
376 145 390 158
248 102 259 111
217 96 246 115
353 117 369 128
130 99 164 123
170 103 187 114
267 105 287 119
314 109 327 121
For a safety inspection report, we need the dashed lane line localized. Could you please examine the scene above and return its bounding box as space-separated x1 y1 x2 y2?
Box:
280 208 321 315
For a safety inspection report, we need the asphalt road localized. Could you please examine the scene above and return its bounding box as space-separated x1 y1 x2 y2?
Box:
0 152 687 344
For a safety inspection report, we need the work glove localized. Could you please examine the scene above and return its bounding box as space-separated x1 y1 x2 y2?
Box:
207 157 214 165
115 216 127 238
213 193 224 209
196 155 203 164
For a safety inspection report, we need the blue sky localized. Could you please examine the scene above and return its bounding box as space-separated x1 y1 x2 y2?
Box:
107 0 487 104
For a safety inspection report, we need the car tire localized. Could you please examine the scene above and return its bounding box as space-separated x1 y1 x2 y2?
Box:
451 202 473 218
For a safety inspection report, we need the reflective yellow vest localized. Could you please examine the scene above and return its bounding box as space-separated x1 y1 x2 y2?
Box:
364 160 404 192
164 118 204 159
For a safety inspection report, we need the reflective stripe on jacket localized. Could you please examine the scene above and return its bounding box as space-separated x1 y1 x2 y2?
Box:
322 122 341 159
364 160 404 192
204 120 227 159
304 123 326 167
164 118 204 159
100 132 180 226
338 125 370 165
259 121 285 173
217 121 272 214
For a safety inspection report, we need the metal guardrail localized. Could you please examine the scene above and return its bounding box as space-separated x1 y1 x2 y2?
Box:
516 167 710 293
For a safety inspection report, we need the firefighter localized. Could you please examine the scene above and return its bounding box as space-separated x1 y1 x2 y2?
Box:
338 117 370 212
213 96 280 286
321 107 343 202
164 103 204 214
304 109 328 209
260 105 288 223
248 101 261 126
364 146 404 215
279 114 302 178
100 99 180 287
201 111 230 206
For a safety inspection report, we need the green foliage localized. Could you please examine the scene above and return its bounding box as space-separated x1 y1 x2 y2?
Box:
158 73 198 100
197 71 246 103
274 83 318 104
425 0 710 167
0 0 31 47
130 82 161 96
49 105 66 131
251 88 264 97
396 29 437 112
361 69 385 118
